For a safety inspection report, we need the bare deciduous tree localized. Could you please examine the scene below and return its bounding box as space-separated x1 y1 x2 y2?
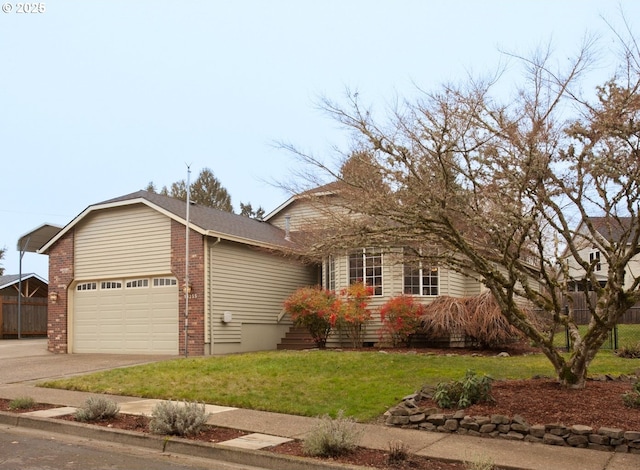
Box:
284 26 640 388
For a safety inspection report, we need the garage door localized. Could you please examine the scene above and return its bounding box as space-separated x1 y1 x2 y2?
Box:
73 277 179 354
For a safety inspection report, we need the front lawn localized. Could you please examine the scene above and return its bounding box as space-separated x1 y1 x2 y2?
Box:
41 349 638 422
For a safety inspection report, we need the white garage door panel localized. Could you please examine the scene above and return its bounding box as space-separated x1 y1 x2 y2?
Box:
74 280 178 354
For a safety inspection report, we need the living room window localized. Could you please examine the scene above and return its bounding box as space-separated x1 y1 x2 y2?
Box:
404 264 439 296
349 249 382 295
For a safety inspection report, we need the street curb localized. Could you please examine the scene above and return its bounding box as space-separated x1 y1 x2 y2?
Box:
0 411 367 470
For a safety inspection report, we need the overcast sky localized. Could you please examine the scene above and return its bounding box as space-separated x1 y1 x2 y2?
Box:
1 0 638 279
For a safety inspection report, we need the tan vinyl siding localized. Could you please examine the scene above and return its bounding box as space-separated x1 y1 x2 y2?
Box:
75 205 171 279
208 239 316 346
270 196 347 232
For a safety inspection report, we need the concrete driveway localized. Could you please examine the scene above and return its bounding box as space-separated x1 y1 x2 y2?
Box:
0 338 177 385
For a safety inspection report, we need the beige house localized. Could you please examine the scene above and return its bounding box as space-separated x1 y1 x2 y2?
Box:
38 190 316 355
265 185 486 347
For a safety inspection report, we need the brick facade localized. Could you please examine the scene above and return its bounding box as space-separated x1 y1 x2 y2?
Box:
171 219 206 356
47 229 74 353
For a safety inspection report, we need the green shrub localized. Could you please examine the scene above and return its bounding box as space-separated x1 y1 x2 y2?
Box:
149 400 210 437
283 286 337 348
433 370 494 409
8 396 35 410
623 381 640 408
303 410 363 457
378 295 425 347
75 396 120 422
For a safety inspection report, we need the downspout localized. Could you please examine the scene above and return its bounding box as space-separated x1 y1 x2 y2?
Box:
208 237 221 355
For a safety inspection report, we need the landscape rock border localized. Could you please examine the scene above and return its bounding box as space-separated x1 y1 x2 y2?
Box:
385 389 640 454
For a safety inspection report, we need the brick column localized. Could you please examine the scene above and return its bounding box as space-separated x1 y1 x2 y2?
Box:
47 230 74 353
171 220 205 356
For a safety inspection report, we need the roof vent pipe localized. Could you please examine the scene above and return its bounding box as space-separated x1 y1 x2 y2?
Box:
284 214 291 241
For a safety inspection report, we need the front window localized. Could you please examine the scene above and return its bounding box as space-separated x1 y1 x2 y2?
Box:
324 256 336 291
404 264 438 296
349 249 382 295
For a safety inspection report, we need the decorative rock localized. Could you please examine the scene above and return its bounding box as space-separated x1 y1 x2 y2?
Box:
386 415 410 425
443 419 459 432
497 352 510 357
512 415 528 426
589 434 609 445
511 423 530 433
525 435 543 444
389 406 409 416
475 416 491 426
409 413 426 423
419 422 437 431
491 414 510 425
624 431 640 441
567 435 589 447
427 414 446 426
453 410 466 420
460 418 479 432
543 433 567 446
599 427 625 439
480 424 496 433
616 445 629 453
571 425 593 435
530 425 546 438
497 424 511 434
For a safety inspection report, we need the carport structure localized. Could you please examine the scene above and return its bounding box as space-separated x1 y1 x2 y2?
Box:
16 224 62 338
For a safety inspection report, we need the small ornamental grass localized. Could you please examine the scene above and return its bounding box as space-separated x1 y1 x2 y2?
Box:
75 396 120 422
149 400 210 437
433 370 494 409
303 410 363 458
8 396 35 410
622 381 640 408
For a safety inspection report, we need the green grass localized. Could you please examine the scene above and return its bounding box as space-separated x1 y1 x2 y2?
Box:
40 349 639 422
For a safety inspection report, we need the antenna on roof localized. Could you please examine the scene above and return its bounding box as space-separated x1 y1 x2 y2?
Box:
184 163 192 358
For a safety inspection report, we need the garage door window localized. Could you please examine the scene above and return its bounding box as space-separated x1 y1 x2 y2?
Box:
77 282 97 291
101 281 122 290
153 278 177 287
126 279 149 288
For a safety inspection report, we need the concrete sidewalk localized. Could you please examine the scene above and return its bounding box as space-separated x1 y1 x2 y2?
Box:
1 382 640 470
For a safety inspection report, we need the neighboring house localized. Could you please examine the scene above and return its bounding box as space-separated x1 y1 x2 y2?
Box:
565 217 640 291
0 273 48 338
35 190 316 355
264 183 487 347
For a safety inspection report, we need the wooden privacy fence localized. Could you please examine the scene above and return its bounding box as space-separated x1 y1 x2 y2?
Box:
0 296 47 338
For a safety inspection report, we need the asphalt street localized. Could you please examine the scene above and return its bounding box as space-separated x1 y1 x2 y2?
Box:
0 425 268 470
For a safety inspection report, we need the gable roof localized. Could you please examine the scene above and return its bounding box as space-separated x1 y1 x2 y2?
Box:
578 217 638 245
264 181 343 221
0 273 48 290
39 190 293 253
